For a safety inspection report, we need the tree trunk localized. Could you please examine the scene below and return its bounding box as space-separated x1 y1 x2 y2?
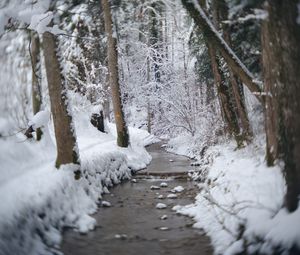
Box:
181 0 263 103
197 1 242 146
101 0 129 147
42 31 80 171
147 102 151 134
261 0 300 212
207 44 241 143
103 73 111 121
30 31 43 141
212 0 253 142
150 2 161 83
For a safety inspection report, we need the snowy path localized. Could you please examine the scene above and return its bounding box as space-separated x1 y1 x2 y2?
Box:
62 143 212 255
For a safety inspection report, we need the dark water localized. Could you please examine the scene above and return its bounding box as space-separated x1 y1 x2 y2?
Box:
61 143 212 255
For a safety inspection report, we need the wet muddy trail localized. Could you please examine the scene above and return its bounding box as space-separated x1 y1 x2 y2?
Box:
62 143 212 255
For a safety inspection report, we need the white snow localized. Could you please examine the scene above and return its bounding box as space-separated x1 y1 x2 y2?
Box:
0 0 63 36
101 201 111 207
28 110 50 129
175 140 300 254
150 185 160 190
0 97 156 254
160 182 168 187
114 234 127 239
172 205 182 211
167 194 178 199
156 203 167 209
160 215 168 220
172 186 184 193
235 9 268 23
28 12 54 34
0 0 53 35
159 227 169 231
77 214 96 234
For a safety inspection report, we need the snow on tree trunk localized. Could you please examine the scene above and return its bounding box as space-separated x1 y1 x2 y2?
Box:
42 31 80 170
30 31 43 141
206 43 241 144
261 0 300 212
181 0 263 103
196 0 242 147
212 0 253 142
101 0 129 147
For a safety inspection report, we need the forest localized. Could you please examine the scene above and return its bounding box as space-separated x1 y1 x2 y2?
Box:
0 0 300 255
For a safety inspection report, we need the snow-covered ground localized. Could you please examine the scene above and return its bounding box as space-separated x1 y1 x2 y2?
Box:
171 135 300 254
0 99 157 255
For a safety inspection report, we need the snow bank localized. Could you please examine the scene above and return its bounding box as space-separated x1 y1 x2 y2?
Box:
0 99 155 255
175 139 300 254
165 121 223 161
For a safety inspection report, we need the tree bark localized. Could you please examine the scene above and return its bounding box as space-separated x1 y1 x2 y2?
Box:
150 2 161 83
207 44 241 142
42 31 80 170
147 102 151 134
197 1 242 146
181 0 263 103
103 73 111 121
262 0 300 212
101 0 129 147
30 31 43 141
212 0 252 142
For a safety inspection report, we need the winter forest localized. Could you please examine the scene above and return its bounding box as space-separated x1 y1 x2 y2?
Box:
0 0 300 254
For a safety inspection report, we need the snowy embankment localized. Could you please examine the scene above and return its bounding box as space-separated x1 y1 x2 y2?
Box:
0 106 157 255
169 135 300 254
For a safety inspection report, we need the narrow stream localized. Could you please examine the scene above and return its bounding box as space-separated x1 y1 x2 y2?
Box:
62 143 212 255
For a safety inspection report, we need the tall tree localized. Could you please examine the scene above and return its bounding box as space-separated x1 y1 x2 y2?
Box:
43 30 80 172
181 0 263 103
149 2 163 83
211 0 252 142
261 0 300 212
30 31 43 141
196 0 242 146
101 0 129 147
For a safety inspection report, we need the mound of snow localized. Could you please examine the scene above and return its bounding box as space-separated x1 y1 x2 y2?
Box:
172 186 184 193
151 185 160 190
156 203 167 209
28 110 50 129
160 215 168 220
167 194 178 199
160 182 168 187
175 141 293 255
0 95 155 255
77 214 96 234
101 201 111 207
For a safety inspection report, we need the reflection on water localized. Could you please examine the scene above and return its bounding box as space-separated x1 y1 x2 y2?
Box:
62 143 212 255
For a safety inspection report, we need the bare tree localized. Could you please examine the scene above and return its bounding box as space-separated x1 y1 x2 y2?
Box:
101 0 129 147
